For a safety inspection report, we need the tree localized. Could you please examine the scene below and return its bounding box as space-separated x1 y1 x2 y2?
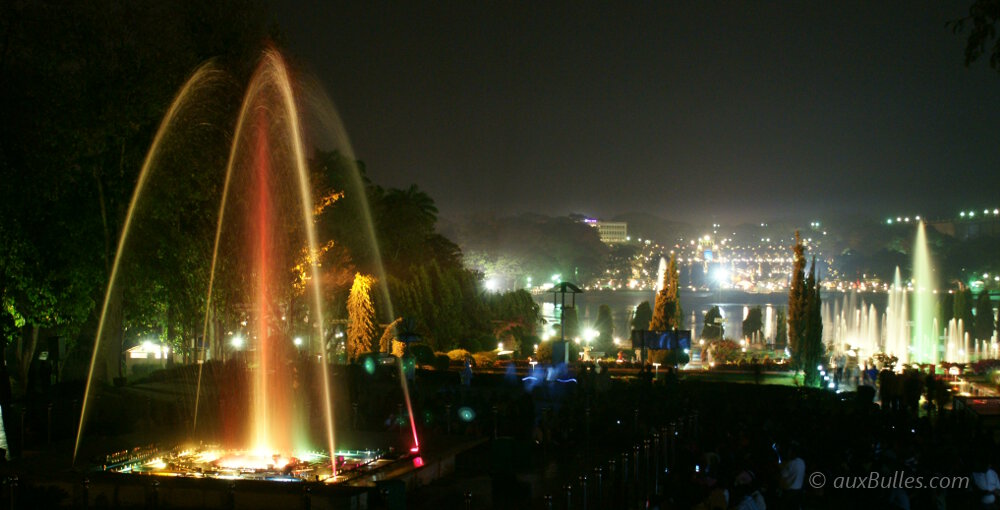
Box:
955 286 975 329
774 308 787 348
787 231 808 371
802 257 825 387
595 304 614 351
949 0 1000 72
347 274 376 361
974 291 995 342
389 262 484 352
632 301 653 332
701 306 724 340
939 292 955 327
743 306 763 341
375 184 461 275
649 254 682 331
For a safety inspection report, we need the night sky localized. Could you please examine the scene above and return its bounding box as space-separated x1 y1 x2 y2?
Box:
270 1 999 224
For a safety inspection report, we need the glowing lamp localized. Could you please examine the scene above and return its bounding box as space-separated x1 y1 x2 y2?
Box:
458 406 476 422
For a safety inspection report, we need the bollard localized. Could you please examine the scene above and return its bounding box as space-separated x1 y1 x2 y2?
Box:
397 404 404 434
606 459 616 503
9 476 18 510
379 487 390 510
652 433 661 495
301 486 311 510
692 411 699 442
563 484 573 510
633 444 641 485
492 406 499 439
464 490 473 510
642 439 651 497
150 479 160 509
668 423 677 470
620 451 629 482
578 475 588 510
47 404 53 446
19 409 25 455
80 478 90 509
593 466 603 506
445 404 452 434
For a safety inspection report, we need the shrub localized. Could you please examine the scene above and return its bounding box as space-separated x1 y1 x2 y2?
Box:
458 337 481 353
477 334 499 352
535 341 579 363
708 339 740 365
408 343 435 365
432 354 450 371
446 349 472 362
473 351 497 367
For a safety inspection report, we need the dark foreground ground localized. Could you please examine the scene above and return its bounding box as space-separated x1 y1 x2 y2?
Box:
0 362 992 509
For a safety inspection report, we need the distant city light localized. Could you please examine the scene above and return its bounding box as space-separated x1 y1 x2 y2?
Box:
714 267 730 285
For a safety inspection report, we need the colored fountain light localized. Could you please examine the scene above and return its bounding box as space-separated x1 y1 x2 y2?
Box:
74 47 421 482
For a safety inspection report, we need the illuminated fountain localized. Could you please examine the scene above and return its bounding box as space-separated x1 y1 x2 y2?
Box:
911 221 937 364
655 257 667 291
823 221 997 367
73 49 415 483
884 268 910 364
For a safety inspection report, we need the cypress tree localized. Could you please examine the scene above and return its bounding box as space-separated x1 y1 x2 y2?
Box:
955 286 974 330
596 304 614 350
939 292 954 327
803 257 824 387
975 291 995 342
775 308 787 347
742 306 763 340
787 231 807 371
632 301 653 331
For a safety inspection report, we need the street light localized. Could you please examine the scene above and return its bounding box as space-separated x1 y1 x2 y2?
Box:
231 335 244 349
